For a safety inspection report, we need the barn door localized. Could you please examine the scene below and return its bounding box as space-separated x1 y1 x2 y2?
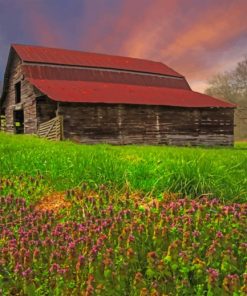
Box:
13 109 24 134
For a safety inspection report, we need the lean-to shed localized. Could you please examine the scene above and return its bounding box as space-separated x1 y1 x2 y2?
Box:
0 44 235 145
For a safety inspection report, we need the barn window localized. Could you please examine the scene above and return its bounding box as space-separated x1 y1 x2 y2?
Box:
15 81 21 104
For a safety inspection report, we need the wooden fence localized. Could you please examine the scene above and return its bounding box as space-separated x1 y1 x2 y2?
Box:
37 116 63 140
0 115 6 131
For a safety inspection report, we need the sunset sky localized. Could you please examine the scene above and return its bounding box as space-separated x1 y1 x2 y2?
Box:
0 0 246 92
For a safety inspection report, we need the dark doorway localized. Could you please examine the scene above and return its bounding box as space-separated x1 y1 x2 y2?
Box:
13 109 24 134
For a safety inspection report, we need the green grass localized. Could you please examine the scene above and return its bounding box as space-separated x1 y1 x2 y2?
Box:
0 132 246 295
0 132 246 202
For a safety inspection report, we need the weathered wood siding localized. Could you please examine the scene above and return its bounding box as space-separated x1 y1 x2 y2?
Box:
2 54 39 134
36 96 57 125
58 102 234 146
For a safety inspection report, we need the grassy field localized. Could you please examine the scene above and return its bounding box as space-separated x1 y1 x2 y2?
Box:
0 132 246 295
0 132 246 202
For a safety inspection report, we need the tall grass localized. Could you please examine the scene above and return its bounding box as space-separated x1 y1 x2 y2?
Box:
0 132 246 202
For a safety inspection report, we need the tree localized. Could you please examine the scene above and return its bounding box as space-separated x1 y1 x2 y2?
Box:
234 57 247 101
205 56 247 140
205 56 247 104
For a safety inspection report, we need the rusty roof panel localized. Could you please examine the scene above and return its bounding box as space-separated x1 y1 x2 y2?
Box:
28 78 235 108
13 44 183 77
22 65 190 90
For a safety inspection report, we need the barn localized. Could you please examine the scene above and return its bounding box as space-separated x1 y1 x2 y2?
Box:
0 44 235 146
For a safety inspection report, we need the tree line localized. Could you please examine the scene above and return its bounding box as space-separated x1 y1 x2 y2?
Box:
205 56 247 140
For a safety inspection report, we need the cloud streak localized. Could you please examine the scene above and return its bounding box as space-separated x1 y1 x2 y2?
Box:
0 0 246 92
113 0 247 90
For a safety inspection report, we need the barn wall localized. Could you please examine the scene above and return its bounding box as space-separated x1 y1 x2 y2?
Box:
58 103 234 146
2 53 39 134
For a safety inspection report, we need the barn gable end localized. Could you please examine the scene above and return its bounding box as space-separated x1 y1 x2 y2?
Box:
0 44 235 146
0 51 40 134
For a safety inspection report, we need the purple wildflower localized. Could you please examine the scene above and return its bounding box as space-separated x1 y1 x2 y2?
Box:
216 231 224 238
21 268 32 278
49 263 60 273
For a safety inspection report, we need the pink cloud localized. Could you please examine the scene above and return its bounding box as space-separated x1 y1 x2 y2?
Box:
113 0 247 91
4 0 246 93
120 0 180 58
17 1 63 47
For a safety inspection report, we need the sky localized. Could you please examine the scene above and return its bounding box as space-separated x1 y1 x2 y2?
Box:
0 0 246 92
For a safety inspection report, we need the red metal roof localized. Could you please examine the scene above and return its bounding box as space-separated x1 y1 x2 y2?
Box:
7 44 235 108
13 44 183 77
22 65 190 90
28 78 235 108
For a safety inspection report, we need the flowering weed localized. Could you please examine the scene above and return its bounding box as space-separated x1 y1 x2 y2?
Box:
0 191 246 295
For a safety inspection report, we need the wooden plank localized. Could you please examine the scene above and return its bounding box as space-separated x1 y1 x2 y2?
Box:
37 115 62 141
